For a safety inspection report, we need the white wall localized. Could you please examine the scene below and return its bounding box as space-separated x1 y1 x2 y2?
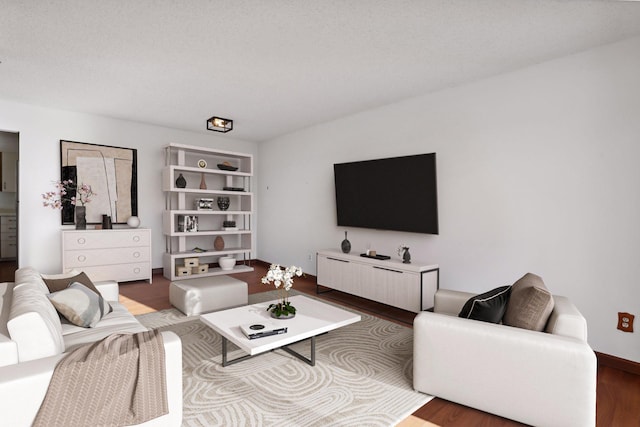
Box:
258 36 640 362
0 101 258 273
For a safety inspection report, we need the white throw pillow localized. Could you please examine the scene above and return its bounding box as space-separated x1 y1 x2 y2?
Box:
48 282 111 328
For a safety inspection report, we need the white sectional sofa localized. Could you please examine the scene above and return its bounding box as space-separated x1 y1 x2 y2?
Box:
413 289 597 427
0 267 183 426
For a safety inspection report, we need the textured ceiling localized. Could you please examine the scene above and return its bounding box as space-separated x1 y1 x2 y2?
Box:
1 1 640 142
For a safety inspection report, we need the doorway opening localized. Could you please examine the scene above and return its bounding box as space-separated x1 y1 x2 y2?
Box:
0 130 18 282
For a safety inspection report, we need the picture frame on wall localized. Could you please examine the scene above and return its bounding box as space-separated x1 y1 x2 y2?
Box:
60 140 138 225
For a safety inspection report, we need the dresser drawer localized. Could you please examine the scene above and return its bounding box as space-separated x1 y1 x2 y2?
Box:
1 216 16 233
66 262 151 283
1 231 16 241
0 239 16 258
63 229 150 250
63 247 151 268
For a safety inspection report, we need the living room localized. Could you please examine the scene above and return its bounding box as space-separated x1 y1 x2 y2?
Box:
1 1 639 426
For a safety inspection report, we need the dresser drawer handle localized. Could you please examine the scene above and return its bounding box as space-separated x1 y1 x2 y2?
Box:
133 251 140 258
133 236 140 242
77 238 86 245
133 267 141 274
77 255 86 262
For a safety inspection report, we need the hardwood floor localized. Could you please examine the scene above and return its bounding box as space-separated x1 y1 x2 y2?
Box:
119 263 640 427
0 260 18 282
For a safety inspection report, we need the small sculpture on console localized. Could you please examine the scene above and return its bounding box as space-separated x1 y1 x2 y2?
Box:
398 245 411 264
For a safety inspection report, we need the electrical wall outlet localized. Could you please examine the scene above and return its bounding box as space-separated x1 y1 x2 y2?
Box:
617 312 635 333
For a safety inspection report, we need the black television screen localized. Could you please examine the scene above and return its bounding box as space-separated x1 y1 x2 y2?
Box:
334 153 438 234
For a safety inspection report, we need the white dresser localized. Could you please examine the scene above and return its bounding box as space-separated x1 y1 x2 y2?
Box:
62 229 152 283
0 214 16 259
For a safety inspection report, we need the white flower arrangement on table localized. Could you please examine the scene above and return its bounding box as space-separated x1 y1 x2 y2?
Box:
41 180 96 209
397 244 409 256
261 264 303 318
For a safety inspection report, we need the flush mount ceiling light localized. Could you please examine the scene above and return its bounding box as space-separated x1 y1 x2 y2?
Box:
206 116 233 133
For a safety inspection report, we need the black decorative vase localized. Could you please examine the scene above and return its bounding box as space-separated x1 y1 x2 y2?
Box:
175 173 187 188
75 206 86 230
341 231 351 254
102 214 112 229
402 248 411 264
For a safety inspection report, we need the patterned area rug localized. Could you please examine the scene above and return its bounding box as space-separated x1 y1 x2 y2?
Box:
136 291 433 427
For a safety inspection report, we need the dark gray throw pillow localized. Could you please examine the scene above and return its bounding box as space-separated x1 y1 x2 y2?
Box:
459 286 512 323
43 271 101 295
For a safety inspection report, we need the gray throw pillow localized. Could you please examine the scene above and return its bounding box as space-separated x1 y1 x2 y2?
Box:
503 273 554 331
47 282 111 328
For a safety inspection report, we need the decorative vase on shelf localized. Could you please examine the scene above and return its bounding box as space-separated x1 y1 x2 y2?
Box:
199 173 207 190
101 214 112 229
175 173 186 188
75 206 86 230
214 236 225 251
341 231 351 254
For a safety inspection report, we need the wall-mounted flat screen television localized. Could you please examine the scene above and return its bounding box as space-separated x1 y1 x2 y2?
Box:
334 153 438 234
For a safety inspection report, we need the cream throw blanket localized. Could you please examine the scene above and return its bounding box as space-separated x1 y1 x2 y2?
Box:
34 330 168 427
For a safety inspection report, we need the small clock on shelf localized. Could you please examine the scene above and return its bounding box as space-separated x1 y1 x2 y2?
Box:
197 159 207 169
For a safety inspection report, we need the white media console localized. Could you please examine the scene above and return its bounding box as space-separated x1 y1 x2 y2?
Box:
316 249 439 312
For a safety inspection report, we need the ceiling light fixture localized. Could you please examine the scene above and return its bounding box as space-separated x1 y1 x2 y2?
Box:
207 116 233 133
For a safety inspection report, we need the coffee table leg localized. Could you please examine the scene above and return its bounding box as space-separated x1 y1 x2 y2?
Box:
221 336 254 367
282 336 316 366
222 336 228 366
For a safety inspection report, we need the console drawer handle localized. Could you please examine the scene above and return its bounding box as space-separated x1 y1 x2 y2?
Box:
77 255 86 263
373 266 403 274
327 257 349 263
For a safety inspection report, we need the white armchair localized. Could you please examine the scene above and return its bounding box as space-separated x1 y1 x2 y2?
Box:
413 289 597 427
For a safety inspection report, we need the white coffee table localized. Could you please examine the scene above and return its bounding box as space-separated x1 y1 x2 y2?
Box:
200 294 361 366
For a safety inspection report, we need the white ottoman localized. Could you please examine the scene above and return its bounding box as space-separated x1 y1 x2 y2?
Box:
169 275 248 316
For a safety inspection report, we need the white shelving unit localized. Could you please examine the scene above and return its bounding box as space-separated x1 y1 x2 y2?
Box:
162 143 254 280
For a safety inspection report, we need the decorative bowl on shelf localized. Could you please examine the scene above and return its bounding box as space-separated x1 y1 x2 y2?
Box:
217 162 238 171
218 256 236 271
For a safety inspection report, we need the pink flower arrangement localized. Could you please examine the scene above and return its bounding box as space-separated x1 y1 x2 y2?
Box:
42 180 96 209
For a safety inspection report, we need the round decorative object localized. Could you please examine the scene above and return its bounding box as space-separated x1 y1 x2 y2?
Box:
127 216 140 228
271 311 295 320
217 196 230 211
341 231 351 254
197 159 207 169
218 256 235 270
175 173 187 188
217 162 238 171
214 236 225 251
